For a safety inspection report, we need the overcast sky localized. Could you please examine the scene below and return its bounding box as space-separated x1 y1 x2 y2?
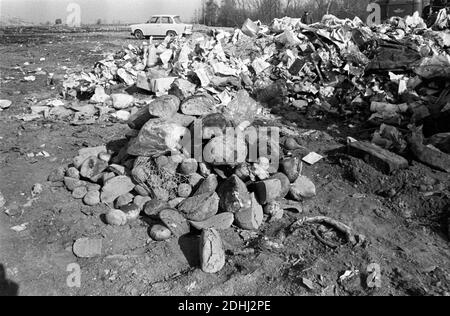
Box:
0 0 203 24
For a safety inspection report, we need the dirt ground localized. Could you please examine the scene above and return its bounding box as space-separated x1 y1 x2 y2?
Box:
0 31 449 296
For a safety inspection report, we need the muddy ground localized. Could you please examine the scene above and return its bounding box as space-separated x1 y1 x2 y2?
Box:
0 31 449 296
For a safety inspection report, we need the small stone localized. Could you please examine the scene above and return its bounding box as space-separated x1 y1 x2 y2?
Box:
74 146 107 169
98 152 112 163
0 100 12 110
264 201 284 220
72 186 88 199
115 193 134 209
144 199 171 218
83 190 100 206
31 183 43 196
200 228 225 274
105 209 128 226
120 203 141 222
159 209 190 237
178 192 219 222
168 197 186 209
111 93 134 109
109 164 126 176
134 184 150 197
101 176 135 204
189 213 235 231
235 163 251 181
290 176 316 201
152 187 170 202
177 184 193 198
280 157 300 183
134 195 152 210
198 162 212 177
189 173 204 189
112 110 131 121
150 225 172 241
285 137 301 150
73 238 102 258
64 177 85 191
80 156 109 182
66 167 80 179
86 183 101 192
48 166 66 182
194 174 218 196
155 156 169 169
179 158 198 175
217 175 252 214
235 194 264 231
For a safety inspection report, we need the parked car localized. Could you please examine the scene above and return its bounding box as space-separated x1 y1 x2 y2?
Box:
130 15 193 39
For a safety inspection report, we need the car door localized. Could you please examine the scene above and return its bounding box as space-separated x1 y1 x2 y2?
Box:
160 16 171 36
144 17 159 36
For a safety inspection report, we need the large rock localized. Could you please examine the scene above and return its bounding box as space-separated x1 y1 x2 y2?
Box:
148 95 180 118
280 157 300 183
200 228 226 274
290 176 316 201
180 94 217 116
234 194 264 231
73 238 102 258
169 78 197 101
189 213 234 231
254 179 282 205
203 134 247 167
223 90 261 125
127 119 188 157
111 93 134 109
159 208 190 237
194 174 218 196
178 192 219 222
101 176 135 203
217 175 252 213
270 173 291 198
200 113 234 140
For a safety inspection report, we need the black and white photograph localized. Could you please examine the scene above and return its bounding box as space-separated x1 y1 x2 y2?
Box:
0 0 449 299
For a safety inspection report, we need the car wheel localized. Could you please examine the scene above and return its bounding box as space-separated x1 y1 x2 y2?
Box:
134 30 144 40
166 30 177 37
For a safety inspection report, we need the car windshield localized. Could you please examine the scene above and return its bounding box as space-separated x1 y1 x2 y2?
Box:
173 16 182 23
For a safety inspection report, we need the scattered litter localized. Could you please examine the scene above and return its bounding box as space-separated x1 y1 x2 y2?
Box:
302 152 324 165
11 223 28 232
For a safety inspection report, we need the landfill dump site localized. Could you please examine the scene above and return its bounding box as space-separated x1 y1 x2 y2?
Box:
0 11 449 296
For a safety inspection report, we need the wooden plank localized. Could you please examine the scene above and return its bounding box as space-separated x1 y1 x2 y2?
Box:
348 141 409 174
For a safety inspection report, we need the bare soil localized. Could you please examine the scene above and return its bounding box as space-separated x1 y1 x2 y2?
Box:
0 31 449 296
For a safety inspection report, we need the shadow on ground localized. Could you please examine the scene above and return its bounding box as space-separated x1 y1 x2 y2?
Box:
0 264 19 296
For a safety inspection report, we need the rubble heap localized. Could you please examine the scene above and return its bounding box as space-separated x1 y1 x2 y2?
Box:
53 12 450 272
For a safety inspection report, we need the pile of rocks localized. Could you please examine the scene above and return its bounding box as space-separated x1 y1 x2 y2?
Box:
53 89 320 273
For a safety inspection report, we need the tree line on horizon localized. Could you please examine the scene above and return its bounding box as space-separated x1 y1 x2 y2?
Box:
196 0 371 27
